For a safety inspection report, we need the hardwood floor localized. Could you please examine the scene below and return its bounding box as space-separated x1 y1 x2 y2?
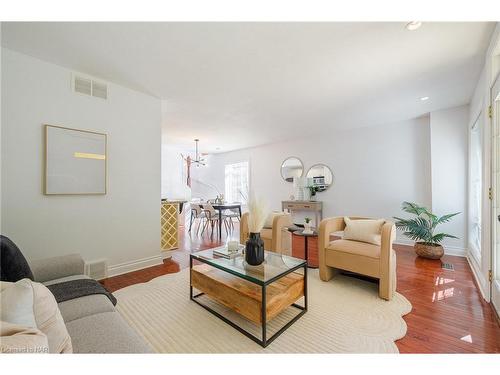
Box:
101 224 500 353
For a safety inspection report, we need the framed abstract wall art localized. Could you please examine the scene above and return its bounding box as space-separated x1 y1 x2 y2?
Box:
44 124 107 195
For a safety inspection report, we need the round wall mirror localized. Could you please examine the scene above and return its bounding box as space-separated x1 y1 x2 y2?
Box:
281 157 304 183
306 164 334 191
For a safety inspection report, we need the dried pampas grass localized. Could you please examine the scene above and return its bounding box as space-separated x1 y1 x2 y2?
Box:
247 193 269 233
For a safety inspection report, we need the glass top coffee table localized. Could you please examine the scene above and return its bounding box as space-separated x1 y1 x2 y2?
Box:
190 247 307 347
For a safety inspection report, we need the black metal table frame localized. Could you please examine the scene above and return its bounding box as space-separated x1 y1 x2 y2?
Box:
190 255 308 348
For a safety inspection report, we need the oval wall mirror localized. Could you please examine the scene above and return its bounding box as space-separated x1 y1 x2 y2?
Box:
306 164 334 191
281 157 304 183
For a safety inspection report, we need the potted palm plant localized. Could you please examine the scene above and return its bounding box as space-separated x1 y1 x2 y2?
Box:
393 202 460 260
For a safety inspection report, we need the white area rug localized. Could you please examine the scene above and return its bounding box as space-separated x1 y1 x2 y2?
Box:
114 268 411 353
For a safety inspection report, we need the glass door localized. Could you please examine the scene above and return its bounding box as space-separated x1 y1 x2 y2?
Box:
469 114 483 262
491 76 500 314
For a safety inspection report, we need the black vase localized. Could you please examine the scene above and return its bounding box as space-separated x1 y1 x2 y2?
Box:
245 232 264 265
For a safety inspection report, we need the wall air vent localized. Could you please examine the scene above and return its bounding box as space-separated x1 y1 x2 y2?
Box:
72 74 108 100
92 81 108 99
84 259 108 280
74 75 92 96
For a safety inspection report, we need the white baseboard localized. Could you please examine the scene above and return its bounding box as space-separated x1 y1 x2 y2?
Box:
394 239 466 257
107 252 169 278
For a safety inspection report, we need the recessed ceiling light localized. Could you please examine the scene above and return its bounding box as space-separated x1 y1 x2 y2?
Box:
406 21 422 31
420 96 429 101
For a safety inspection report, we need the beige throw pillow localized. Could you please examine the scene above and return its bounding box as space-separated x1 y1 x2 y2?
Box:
0 279 37 328
31 281 72 353
0 278 72 353
343 217 385 245
264 212 281 229
1 321 49 354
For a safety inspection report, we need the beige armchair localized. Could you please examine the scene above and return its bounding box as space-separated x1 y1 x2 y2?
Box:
318 216 397 300
240 212 292 254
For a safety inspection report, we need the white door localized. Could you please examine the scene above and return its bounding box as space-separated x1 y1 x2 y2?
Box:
491 76 500 315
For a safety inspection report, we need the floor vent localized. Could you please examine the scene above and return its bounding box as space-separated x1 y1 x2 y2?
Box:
441 262 454 270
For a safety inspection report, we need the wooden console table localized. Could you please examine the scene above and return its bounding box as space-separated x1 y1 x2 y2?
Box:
281 200 323 227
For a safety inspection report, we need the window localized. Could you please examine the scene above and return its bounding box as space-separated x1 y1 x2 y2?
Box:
225 161 249 204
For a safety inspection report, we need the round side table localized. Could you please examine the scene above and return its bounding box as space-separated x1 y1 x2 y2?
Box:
293 230 318 268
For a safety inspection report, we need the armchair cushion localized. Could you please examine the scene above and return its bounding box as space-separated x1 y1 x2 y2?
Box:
343 217 384 245
263 212 281 229
0 235 34 282
260 228 272 241
327 239 381 259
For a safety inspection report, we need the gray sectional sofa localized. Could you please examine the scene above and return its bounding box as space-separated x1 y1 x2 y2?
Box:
29 254 152 353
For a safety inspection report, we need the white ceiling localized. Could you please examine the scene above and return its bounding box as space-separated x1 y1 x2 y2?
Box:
1 22 495 153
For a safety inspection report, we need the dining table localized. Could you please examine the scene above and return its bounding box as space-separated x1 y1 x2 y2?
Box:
197 202 242 238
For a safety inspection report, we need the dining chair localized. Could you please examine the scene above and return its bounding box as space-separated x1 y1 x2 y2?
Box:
222 203 241 231
201 204 230 237
188 204 205 235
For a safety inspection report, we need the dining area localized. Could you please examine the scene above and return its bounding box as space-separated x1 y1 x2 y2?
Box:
187 200 243 238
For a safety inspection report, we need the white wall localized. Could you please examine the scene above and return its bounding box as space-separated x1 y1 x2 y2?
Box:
161 144 191 200
192 116 433 244
1 49 162 276
429 105 469 253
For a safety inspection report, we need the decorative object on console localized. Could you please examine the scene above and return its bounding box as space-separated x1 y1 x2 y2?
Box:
308 185 319 201
44 124 106 195
306 164 334 192
281 157 304 183
244 194 268 265
393 201 460 260
293 176 306 200
303 217 313 234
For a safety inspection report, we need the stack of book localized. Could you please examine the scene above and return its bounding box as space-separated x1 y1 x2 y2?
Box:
213 245 244 259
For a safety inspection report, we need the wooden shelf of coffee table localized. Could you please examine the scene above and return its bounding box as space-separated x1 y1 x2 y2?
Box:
191 264 304 324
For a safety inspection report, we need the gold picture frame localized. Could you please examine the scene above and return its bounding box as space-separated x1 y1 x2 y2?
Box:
44 124 107 195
